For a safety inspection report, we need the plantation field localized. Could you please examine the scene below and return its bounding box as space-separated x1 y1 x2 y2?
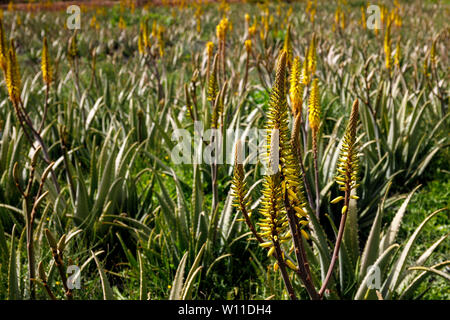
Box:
0 0 448 301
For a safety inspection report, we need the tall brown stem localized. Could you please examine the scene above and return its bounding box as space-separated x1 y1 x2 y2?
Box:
318 187 349 297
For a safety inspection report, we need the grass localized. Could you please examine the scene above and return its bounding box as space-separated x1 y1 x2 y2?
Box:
392 151 450 299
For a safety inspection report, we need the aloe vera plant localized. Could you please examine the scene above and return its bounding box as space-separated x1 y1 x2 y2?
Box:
0 0 447 301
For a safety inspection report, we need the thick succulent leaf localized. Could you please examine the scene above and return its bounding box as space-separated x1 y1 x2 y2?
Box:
355 244 399 300
92 251 115 300
0 218 8 266
169 251 188 300
308 208 332 285
181 243 206 300
360 182 391 281
380 185 421 252
8 225 21 300
397 233 449 294
407 266 450 281
343 192 359 268
399 261 450 299
381 208 445 299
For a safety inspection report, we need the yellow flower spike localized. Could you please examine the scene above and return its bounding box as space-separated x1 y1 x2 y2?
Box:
67 33 79 63
152 21 157 38
301 55 309 85
118 16 126 30
257 51 310 267
340 11 345 29
41 36 52 85
430 39 437 66
384 21 392 71
142 20 149 49
310 7 316 23
394 42 401 67
308 78 320 132
307 35 317 76
335 99 360 209
216 17 228 42
207 53 219 103
138 30 144 55
248 25 257 37
334 6 340 29
289 56 303 117
244 39 252 53
0 18 6 73
395 12 402 27
5 41 21 106
360 6 366 30
206 41 214 58
196 17 201 34
90 15 97 28
283 25 293 68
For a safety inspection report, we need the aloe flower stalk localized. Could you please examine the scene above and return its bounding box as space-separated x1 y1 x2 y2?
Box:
319 99 359 298
39 36 52 133
308 78 321 218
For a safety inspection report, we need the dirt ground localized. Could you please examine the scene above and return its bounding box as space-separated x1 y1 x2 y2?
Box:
1 1 119 11
0 0 229 11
